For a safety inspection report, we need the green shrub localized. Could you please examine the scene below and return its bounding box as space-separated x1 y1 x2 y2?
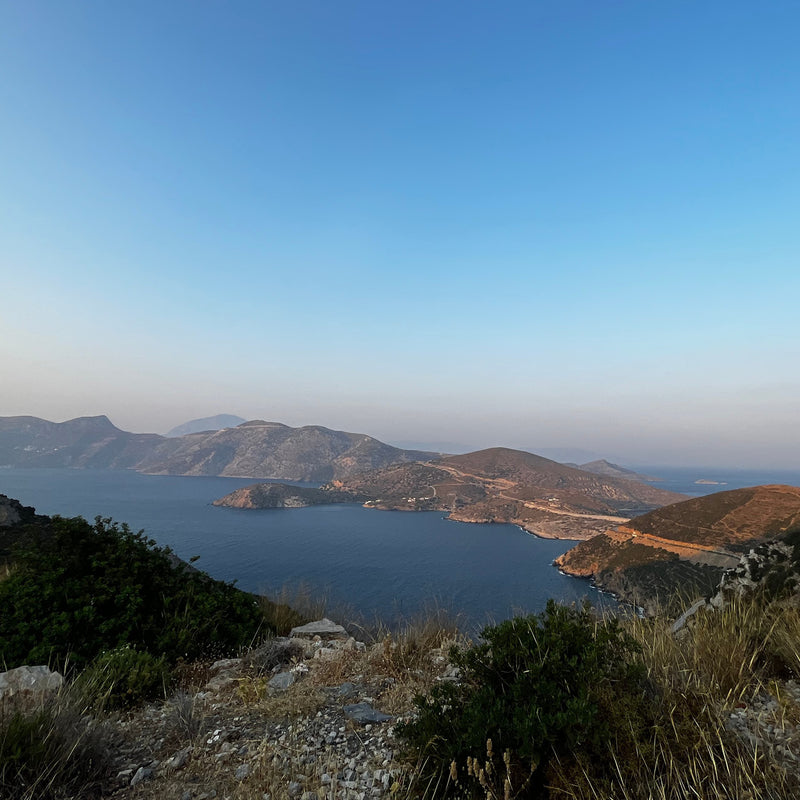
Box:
78 646 170 710
397 600 645 799
0 515 269 672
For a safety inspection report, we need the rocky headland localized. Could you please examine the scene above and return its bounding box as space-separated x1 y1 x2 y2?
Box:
555 484 800 612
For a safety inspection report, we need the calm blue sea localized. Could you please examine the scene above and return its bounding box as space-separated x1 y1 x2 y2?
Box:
635 466 800 498
0 468 612 633
3 466 798 632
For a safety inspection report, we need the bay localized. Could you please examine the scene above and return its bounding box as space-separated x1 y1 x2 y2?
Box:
0 468 613 633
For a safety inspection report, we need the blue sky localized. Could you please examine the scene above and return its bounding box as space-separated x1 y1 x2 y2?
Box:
1 1 799 467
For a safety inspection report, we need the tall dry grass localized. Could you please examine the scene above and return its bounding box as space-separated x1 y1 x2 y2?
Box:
0 685 113 800
545 595 800 800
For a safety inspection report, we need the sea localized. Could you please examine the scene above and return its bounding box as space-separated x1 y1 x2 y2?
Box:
2 465 799 633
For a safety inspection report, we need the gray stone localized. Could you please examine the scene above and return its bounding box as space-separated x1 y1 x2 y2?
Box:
235 763 251 780
0 665 64 703
289 618 348 640
130 766 153 786
337 681 358 697
167 747 191 770
289 781 303 796
210 657 241 674
248 637 306 670
116 769 134 784
343 702 393 725
204 674 238 692
671 598 708 634
268 671 295 692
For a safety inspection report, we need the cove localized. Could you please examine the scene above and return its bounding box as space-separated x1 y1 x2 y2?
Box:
0 468 613 633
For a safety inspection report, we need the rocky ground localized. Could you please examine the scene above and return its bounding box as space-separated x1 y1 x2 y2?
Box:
4 602 800 799
102 619 461 800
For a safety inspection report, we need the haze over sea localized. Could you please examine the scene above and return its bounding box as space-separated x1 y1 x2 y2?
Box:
4 465 800 632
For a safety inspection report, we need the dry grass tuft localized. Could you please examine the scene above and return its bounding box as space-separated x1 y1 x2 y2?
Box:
0 685 114 800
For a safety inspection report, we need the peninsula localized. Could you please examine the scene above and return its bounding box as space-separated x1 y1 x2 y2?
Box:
215 447 685 540
554 484 800 611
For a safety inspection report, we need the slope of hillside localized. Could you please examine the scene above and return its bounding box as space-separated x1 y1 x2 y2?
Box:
318 447 686 540
555 484 800 610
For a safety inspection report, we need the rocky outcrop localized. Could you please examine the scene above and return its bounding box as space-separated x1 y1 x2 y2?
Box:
0 493 50 564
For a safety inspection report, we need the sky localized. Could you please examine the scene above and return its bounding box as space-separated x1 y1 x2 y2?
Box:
1 1 799 468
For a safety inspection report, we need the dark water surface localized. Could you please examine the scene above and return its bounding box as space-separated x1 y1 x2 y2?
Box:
0 468 615 633
636 466 800 498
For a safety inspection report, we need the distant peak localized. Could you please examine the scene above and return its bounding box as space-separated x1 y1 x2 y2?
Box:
166 414 248 437
64 414 119 430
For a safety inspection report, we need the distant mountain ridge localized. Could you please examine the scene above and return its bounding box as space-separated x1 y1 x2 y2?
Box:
564 459 661 483
216 446 687 540
166 414 247 437
0 415 437 481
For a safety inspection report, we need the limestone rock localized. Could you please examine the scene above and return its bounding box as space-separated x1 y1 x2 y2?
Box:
289 618 348 640
0 665 63 704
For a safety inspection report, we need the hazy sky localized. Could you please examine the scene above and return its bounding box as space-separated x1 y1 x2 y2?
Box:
2 1 799 468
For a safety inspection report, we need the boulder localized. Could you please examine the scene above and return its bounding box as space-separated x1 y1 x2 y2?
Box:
289 618 348 640
0 665 64 705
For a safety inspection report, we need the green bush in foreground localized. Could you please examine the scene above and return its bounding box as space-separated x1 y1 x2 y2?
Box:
398 600 646 799
0 515 268 671
77 646 170 710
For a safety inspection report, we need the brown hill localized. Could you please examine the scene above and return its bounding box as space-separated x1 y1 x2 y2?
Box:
555 485 800 612
328 447 685 540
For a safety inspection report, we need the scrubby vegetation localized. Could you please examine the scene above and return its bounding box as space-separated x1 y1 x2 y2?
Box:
1 504 800 800
398 594 800 800
398 601 649 799
0 690 112 800
0 514 270 685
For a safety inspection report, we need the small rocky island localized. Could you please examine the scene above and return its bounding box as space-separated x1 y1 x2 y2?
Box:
212 483 363 509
